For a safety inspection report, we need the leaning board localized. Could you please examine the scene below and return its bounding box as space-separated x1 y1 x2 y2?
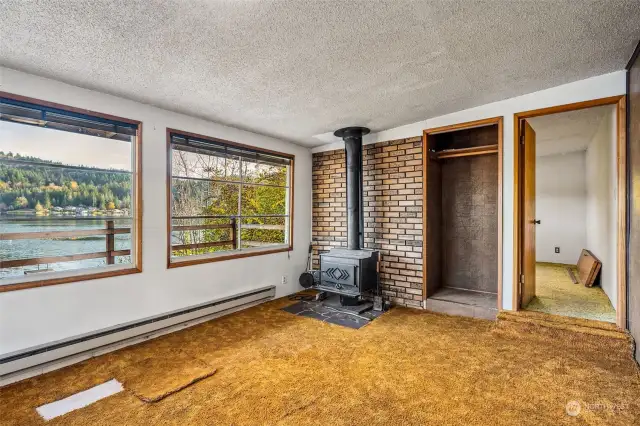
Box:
577 249 601 287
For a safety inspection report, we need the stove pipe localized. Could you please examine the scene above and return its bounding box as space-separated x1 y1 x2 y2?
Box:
334 126 370 250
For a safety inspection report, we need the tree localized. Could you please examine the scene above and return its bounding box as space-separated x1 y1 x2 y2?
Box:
44 192 52 209
168 150 289 256
35 201 44 212
0 153 131 212
13 196 28 209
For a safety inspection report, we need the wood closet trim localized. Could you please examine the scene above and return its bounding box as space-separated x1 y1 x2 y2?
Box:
512 96 627 329
421 116 504 309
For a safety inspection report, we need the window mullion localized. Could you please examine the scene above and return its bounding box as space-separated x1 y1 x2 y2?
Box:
237 157 243 250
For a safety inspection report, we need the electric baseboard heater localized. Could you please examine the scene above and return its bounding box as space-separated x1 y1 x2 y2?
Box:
0 286 275 385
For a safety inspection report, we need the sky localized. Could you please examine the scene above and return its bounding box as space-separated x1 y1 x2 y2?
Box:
0 121 132 171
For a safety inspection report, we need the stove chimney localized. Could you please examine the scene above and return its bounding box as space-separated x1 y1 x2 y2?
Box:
334 126 370 250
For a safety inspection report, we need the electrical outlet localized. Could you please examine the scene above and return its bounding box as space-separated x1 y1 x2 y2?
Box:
281 275 288 285
555 247 560 254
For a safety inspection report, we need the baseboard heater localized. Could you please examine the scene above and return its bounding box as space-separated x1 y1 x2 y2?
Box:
0 285 275 385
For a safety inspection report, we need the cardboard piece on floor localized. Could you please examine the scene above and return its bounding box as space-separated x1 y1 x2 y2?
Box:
577 249 601 287
36 379 123 420
565 267 579 284
588 262 602 288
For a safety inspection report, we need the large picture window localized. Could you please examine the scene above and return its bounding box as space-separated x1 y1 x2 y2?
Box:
0 93 142 291
167 130 294 267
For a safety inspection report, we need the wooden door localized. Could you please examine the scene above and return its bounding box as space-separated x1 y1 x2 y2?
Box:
628 42 640 361
521 120 537 307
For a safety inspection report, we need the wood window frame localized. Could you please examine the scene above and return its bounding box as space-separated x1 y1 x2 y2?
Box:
166 128 295 269
421 116 504 309
513 95 627 328
0 91 143 293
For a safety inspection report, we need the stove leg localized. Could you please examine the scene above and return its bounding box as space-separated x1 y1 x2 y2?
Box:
339 295 360 306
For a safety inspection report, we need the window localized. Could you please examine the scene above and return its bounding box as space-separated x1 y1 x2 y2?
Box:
0 93 142 291
167 129 293 267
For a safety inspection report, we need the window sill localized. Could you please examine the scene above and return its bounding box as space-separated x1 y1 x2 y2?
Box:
0 267 142 293
168 245 292 269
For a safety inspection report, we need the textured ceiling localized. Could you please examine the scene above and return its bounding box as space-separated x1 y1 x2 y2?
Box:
1 1 638 147
528 105 613 157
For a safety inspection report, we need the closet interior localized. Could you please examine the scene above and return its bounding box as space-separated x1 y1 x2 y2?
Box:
424 123 500 319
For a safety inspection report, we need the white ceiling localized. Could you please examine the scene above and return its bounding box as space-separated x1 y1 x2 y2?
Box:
528 105 614 157
0 1 638 147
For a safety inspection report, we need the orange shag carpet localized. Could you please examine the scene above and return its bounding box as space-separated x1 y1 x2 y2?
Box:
1 297 638 425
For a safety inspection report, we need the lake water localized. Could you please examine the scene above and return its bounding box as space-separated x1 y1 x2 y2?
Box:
0 218 132 279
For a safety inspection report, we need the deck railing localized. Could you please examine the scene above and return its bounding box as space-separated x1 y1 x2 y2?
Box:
170 215 287 254
171 218 237 252
1 215 286 270
0 219 131 269
0 217 238 270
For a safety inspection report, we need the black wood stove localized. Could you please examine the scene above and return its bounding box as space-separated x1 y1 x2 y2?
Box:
316 127 380 306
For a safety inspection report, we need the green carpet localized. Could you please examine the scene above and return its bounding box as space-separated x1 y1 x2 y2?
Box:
524 263 616 322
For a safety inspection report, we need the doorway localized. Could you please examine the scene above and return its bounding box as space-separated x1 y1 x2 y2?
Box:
514 96 627 328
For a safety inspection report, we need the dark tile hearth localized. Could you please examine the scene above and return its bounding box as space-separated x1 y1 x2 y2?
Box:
282 296 385 329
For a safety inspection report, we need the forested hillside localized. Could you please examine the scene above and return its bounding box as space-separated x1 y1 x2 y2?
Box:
0 152 131 211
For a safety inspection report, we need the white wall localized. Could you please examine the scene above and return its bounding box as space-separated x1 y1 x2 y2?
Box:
0 67 313 355
535 152 587 264
585 106 618 309
313 70 626 310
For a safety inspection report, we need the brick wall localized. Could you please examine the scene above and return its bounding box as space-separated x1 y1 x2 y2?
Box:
311 136 423 308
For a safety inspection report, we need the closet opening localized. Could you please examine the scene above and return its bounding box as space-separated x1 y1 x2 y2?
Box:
422 117 503 319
